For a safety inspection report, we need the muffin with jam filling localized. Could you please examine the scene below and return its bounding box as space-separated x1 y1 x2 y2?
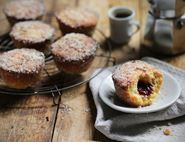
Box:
112 60 163 107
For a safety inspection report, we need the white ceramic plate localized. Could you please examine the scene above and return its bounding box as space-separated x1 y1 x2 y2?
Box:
99 71 181 113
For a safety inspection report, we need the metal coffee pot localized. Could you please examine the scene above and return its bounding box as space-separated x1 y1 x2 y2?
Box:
143 0 185 55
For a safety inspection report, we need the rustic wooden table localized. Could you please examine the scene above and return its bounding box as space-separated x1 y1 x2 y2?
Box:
0 0 185 142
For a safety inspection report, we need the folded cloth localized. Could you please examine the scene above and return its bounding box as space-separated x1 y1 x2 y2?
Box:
89 57 185 142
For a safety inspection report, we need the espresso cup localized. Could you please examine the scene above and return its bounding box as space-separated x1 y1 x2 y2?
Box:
108 6 140 44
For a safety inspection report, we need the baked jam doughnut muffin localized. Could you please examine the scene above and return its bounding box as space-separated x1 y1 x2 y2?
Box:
55 8 98 35
112 60 163 107
0 48 45 89
10 21 55 52
3 0 45 26
51 33 98 74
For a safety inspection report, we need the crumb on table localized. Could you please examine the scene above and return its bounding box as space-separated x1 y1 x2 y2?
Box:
163 128 172 136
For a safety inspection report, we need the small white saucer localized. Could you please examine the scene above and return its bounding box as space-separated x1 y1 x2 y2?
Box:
99 71 181 113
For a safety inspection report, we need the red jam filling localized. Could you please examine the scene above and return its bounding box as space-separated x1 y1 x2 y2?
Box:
137 80 153 96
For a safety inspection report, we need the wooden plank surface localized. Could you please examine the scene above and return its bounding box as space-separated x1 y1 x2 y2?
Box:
53 0 142 142
0 0 59 142
52 0 108 141
0 0 185 142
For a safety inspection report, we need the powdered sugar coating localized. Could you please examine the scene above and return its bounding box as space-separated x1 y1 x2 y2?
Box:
51 33 98 61
10 21 55 43
4 0 45 20
0 48 45 73
56 8 98 28
3 0 45 20
112 60 161 87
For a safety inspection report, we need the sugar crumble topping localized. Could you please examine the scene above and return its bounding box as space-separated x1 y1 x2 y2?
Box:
51 33 98 61
3 0 45 20
56 9 98 27
0 48 45 73
112 60 159 87
10 21 55 43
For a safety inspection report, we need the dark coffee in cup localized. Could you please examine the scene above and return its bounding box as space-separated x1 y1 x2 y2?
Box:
115 12 131 18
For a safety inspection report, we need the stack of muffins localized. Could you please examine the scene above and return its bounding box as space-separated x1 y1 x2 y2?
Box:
0 0 99 89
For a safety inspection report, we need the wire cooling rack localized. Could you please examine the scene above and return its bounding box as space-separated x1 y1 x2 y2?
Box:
0 29 115 104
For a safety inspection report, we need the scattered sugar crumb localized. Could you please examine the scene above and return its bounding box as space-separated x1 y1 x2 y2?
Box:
60 104 72 113
84 108 90 112
163 128 172 136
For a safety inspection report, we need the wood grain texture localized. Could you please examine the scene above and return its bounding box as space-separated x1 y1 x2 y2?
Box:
173 21 185 53
0 0 185 142
52 1 111 141
53 0 143 142
0 0 59 142
0 0 10 35
0 106 56 142
176 0 185 17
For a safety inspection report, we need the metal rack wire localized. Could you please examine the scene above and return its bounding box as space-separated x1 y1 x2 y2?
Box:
0 29 115 104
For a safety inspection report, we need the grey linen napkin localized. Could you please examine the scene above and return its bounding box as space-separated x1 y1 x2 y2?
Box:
89 57 185 142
